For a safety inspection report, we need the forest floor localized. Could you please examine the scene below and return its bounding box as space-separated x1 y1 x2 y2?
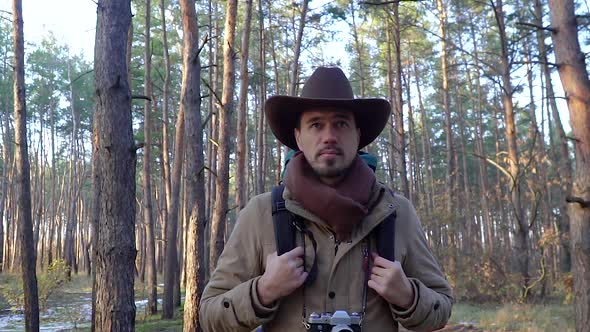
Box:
0 274 575 331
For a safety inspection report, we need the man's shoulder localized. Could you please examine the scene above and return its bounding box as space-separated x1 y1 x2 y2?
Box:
375 182 413 207
238 191 273 223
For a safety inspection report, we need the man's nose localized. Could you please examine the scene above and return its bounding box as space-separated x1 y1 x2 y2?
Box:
321 125 338 143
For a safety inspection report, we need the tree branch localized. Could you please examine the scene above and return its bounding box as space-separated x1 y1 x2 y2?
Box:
516 21 556 33
360 0 423 5
70 69 94 85
201 78 223 109
196 34 210 58
566 196 590 208
202 110 216 130
471 152 515 184
131 95 152 101
512 60 558 67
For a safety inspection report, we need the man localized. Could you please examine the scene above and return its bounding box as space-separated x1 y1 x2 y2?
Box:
200 67 453 331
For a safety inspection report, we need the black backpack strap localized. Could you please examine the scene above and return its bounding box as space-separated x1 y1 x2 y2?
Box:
375 189 397 261
375 211 397 262
271 185 318 285
271 185 295 256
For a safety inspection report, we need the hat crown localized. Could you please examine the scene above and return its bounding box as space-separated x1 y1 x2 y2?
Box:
300 67 354 99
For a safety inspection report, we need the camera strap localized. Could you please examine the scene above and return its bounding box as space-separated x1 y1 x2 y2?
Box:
360 238 370 328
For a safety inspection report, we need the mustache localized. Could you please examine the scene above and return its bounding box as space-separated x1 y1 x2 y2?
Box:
317 146 343 156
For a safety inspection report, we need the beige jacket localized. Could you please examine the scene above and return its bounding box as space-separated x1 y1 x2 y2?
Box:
200 182 453 331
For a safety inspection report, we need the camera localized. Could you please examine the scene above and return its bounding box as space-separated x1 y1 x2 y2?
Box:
307 310 361 332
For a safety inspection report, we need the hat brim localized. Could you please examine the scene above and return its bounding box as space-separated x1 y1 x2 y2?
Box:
265 95 392 151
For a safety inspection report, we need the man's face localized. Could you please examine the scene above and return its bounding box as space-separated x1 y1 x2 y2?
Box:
295 109 360 182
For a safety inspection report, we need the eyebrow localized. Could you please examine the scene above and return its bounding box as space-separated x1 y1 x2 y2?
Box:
303 113 353 124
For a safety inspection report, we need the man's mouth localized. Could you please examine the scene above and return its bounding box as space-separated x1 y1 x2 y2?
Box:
318 148 341 156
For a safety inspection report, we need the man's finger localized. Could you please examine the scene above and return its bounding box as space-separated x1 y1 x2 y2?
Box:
293 257 304 267
371 266 390 278
372 253 395 268
283 246 304 258
297 271 309 285
367 279 383 294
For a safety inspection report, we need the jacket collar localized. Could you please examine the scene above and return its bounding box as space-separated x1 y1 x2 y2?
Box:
283 181 398 237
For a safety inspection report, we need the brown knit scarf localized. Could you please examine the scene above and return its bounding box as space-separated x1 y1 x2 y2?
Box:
284 152 376 241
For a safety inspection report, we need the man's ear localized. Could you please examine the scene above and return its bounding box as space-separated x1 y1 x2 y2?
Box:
295 128 302 150
356 128 361 143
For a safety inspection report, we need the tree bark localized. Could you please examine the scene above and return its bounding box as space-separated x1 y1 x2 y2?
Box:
143 0 158 314
12 0 40 329
0 91 11 273
436 0 455 215
548 0 590 328
288 0 309 96
162 101 185 319
160 0 172 282
64 62 80 279
412 60 434 213
92 0 136 330
236 0 253 213
390 5 409 198
267 0 283 185
209 0 237 273
535 0 572 272
179 1 208 329
385 24 396 188
350 1 365 97
466 21 494 252
493 0 530 294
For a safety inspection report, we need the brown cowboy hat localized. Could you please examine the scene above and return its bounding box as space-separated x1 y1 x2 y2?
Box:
265 67 391 151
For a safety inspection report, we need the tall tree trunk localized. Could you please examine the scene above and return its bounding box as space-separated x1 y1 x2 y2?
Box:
159 0 172 282
493 0 530 295
350 1 365 97
390 5 409 198
0 92 11 273
256 27 267 195
206 0 220 225
288 0 309 96
535 0 572 272
403 68 416 203
209 0 237 273
143 0 158 314
466 22 494 252
92 1 136 330
162 98 185 319
236 0 253 213
385 25 396 188
267 0 282 184
12 1 39 329
64 63 80 279
457 94 473 253
413 60 434 213
436 0 455 215
548 0 590 328
180 1 208 329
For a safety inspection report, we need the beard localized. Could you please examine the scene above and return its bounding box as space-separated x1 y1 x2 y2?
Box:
311 158 351 178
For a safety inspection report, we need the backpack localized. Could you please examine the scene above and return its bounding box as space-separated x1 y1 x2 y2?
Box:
271 184 397 284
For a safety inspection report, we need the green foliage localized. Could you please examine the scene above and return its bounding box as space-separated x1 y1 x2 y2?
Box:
37 259 71 310
0 273 23 312
0 259 70 313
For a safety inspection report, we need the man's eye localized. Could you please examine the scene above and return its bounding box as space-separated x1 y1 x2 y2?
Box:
310 123 320 129
337 121 349 128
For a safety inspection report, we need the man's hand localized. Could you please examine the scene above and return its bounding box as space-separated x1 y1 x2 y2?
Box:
368 252 414 309
257 246 308 306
